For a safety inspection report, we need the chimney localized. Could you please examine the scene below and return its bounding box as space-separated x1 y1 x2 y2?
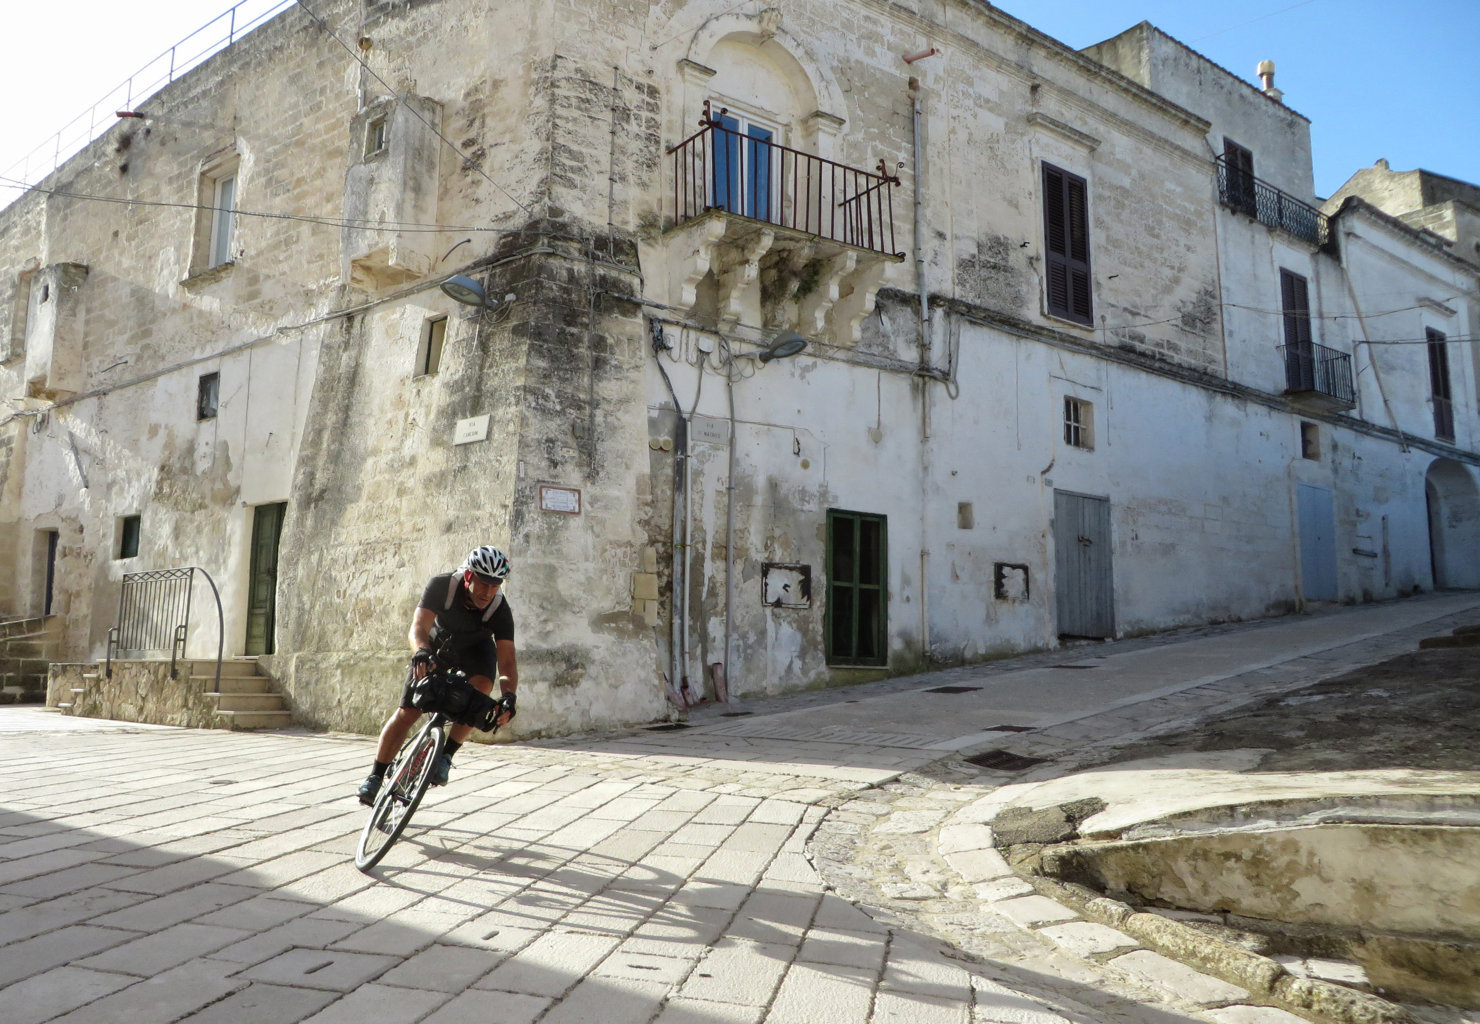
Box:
1256 60 1284 102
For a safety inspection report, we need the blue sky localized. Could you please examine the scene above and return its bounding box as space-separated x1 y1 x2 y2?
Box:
1 0 1476 201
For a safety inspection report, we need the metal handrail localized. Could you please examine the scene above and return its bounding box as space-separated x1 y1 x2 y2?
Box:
669 103 903 258
1215 155 1329 249
1279 341 1355 406
1 0 293 202
105 566 224 692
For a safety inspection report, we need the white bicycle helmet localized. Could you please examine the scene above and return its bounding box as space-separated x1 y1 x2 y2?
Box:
461 545 511 583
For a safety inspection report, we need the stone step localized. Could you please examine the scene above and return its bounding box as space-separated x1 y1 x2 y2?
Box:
210 692 286 713
200 675 273 695
217 709 294 730
0 617 49 640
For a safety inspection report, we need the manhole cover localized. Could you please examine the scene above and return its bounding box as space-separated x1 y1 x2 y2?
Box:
964 749 1047 771
986 724 1034 732
924 685 981 694
646 723 690 731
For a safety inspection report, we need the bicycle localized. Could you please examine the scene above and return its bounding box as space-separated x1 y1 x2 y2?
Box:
354 670 509 872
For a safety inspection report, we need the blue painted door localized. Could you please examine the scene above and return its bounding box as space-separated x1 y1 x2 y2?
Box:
713 114 773 221
1296 483 1338 601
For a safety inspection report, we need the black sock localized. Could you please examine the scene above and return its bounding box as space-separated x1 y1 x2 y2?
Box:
444 740 462 758
370 761 389 778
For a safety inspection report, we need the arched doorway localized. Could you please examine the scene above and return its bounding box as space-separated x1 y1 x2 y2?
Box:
1425 459 1480 589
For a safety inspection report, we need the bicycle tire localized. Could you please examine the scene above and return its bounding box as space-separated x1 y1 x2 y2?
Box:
354 718 445 871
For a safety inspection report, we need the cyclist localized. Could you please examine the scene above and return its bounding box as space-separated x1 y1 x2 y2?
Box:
357 546 518 805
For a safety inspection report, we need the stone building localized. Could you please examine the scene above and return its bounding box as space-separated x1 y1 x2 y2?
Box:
1 1 1476 733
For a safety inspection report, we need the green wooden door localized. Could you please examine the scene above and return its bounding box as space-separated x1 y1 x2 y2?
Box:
245 503 286 655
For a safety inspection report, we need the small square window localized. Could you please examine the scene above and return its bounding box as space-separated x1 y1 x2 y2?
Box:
1064 397 1094 450
1300 421 1320 460
416 316 447 377
365 116 388 158
197 372 220 420
118 515 141 559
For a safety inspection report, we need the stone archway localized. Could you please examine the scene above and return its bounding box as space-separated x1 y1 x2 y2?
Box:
1425 459 1480 589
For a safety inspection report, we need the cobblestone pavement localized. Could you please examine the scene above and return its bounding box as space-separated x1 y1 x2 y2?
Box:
1 593 1476 1024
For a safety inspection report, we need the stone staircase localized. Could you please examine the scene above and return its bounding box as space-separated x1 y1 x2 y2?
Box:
207 661 295 730
0 615 60 705
55 657 294 730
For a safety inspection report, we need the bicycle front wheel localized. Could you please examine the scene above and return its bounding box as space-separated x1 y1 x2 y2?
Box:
355 719 444 872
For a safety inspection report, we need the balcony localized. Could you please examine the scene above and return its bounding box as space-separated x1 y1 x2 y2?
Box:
1216 156 1330 249
1281 342 1355 410
664 105 904 345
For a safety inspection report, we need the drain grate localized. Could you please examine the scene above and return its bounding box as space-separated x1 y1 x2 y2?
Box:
646 722 690 731
721 712 753 717
986 724 1034 733
964 749 1047 771
924 685 981 694
1051 664 1097 669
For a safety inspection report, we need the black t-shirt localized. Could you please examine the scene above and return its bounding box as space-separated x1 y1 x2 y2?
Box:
418 572 515 665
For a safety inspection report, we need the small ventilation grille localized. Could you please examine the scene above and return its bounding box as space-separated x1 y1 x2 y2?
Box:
964 749 1047 771
925 685 981 694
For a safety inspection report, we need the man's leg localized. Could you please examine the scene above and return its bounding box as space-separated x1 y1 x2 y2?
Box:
358 706 422 804
434 674 495 785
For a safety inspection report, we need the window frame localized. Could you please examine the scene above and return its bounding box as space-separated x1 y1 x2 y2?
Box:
710 105 782 222
825 508 888 667
1222 138 1256 217
1063 396 1094 450
197 372 220 421
364 115 389 159
1042 163 1093 325
416 315 448 377
118 515 141 560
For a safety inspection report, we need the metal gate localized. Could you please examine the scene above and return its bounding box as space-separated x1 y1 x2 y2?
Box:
1054 490 1114 638
1296 483 1338 601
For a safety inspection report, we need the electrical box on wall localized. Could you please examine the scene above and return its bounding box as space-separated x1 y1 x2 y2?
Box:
762 563 811 608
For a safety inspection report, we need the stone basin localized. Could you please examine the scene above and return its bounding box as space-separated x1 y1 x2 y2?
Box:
993 751 1480 1009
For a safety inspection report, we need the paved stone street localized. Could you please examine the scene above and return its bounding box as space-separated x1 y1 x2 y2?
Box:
2 593 1477 1024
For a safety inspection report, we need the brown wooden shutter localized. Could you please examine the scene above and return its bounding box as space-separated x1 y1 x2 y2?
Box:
1223 139 1255 216
1280 269 1311 351
1044 163 1092 325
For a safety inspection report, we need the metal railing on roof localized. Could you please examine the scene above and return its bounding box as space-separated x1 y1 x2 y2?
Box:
1215 155 1330 249
0 0 293 202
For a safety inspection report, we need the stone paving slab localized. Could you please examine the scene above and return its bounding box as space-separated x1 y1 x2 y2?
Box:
2 594 1476 1024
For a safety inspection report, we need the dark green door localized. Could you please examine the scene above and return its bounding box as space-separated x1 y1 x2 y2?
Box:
245 503 286 655
826 509 887 665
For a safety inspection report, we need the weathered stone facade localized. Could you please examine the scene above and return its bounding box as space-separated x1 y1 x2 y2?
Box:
1 0 1477 736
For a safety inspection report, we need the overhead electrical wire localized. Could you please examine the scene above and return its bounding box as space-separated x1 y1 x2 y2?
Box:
0 175 504 234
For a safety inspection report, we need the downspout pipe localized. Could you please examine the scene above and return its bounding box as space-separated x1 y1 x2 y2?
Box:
649 321 688 709
910 72 932 663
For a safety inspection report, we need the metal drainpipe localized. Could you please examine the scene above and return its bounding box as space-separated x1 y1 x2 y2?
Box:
912 75 932 661
670 414 689 705
723 373 737 700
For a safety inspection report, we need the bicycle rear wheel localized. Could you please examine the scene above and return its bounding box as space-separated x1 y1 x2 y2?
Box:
355 718 444 871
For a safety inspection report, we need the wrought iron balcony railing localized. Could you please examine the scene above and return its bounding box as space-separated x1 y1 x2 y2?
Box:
1280 341 1355 407
669 105 903 258
1216 155 1329 249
